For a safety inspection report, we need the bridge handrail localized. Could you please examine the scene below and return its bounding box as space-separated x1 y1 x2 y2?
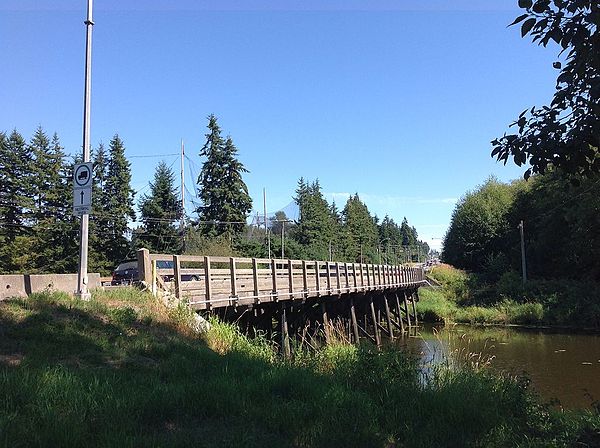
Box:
137 248 426 310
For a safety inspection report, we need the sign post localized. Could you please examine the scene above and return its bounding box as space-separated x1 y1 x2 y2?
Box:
76 0 94 300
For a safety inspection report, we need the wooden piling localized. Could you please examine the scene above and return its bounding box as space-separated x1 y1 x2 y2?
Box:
403 291 412 328
383 294 394 339
394 292 405 333
321 301 330 343
281 303 291 358
369 295 381 346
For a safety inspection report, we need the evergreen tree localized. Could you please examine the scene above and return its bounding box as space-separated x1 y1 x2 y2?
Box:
89 143 113 273
137 161 182 253
30 131 77 272
52 136 80 273
196 115 252 237
292 179 337 260
103 135 136 264
0 130 35 272
341 194 379 263
378 215 402 263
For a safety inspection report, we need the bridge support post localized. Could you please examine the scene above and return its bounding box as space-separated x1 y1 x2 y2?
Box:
394 292 405 334
411 290 418 327
281 303 291 359
349 296 360 343
383 294 394 340
403 291 412 328
321 301 330 343
369 295 381 346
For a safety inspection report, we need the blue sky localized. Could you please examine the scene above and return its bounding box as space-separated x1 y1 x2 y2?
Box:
0 1 560 250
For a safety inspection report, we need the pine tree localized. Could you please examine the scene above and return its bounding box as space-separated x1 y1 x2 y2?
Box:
292 179 336 260
52 135 80 273
196 115 252 237
137 161 182 253
89 143 113 273
103 135 136 265
0 130 35 272
378 215 403 263
341 194 378 263
29 131 77 272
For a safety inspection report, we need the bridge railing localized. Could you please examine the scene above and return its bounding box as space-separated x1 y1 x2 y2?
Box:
137 249 425 310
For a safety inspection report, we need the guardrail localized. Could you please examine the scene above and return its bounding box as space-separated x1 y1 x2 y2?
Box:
137 249 426 310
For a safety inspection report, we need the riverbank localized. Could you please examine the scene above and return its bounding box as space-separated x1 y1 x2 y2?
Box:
1 289 599 447
418 265 600 330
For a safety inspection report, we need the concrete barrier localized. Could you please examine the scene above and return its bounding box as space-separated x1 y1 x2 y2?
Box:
0 275 27 300
0 273 101 300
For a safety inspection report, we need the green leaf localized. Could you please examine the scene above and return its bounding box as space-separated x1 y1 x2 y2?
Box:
532 1 549 13
509 13 530 27
521 18 537 37
518 0 533 8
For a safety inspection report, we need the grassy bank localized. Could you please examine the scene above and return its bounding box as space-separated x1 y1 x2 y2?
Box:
418 265 600 329
1 289 599 447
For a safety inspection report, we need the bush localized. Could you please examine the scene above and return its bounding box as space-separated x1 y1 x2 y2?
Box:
428 264 471 303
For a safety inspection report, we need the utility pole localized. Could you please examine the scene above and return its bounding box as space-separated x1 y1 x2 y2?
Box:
76 0 94 300
518 220 527 284
281 220 285 259
263 188 270 258
179 139 186 251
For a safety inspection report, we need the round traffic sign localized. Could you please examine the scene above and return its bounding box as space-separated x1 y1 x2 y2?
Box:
74 164 92 187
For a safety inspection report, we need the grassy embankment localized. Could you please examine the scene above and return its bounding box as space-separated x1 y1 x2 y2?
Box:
418 264 600 329
1 288 599 447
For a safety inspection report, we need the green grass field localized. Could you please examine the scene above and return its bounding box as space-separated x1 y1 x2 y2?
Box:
1 289 598 447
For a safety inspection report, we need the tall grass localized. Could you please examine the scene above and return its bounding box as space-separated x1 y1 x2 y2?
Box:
1 290 598 447
421 264 597 328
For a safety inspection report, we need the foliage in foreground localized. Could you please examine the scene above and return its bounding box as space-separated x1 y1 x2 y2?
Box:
1 290 599 447
492 0 599 179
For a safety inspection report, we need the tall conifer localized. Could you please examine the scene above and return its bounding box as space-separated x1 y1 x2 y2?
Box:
196 115 252 237
104 135 135 264
137 161 182 253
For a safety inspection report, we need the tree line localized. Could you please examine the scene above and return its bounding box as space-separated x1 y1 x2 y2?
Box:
0 116 429 275
444 1 599 283
0 128 136 274
442 172 600 283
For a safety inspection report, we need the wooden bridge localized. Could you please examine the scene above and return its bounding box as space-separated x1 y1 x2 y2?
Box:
137 249 427 354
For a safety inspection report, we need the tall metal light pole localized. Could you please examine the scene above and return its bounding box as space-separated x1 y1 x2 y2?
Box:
76 0 94 300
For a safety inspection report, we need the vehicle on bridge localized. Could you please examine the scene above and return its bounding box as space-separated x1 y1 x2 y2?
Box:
111 260 199 286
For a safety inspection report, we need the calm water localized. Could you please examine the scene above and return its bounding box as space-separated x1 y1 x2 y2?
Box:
396 324 600 409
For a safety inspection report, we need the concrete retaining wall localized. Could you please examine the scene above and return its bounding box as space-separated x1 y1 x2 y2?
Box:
0 273 101 300
0 275 27 300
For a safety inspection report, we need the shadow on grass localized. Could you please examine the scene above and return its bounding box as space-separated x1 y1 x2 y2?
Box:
1 294 598 448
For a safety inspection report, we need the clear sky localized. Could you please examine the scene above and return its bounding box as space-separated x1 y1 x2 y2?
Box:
0 0 560 251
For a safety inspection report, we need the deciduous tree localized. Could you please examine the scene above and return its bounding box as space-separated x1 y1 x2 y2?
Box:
492 0 599 178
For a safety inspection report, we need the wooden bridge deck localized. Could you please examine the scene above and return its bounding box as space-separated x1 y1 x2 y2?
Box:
138 250 426 311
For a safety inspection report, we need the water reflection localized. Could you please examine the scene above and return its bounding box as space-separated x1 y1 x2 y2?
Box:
394 324 600 409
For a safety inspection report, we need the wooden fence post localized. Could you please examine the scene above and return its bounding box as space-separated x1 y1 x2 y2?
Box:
230 257 238 304
137 248 151 286
173 255 182 300
302 260 308 298
271 259 278 301
151 260 157 296
288 259 294 298
252 258 259 302
204 256 212 309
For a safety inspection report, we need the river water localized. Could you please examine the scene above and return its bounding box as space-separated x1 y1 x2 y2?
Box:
396 324 600 409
